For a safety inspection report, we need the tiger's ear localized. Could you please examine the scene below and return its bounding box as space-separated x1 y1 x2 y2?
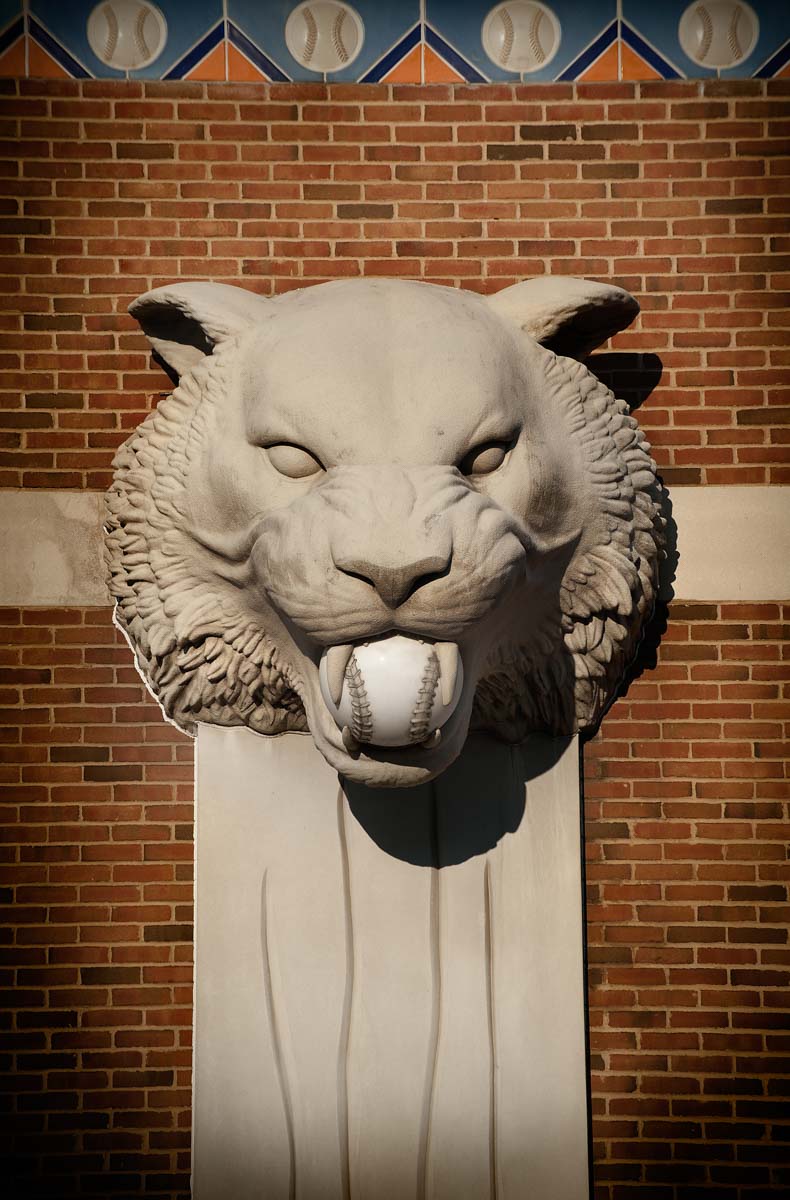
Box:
129 282 271 378
486 276 639 360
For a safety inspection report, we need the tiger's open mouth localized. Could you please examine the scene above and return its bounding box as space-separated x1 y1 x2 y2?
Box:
317 634 464 753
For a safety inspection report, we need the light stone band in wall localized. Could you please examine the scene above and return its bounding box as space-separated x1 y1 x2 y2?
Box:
1 486 788 607
0 490 108 606
666 486 790 602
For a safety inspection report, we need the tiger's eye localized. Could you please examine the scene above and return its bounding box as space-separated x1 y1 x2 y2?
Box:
459 441 509 477
266 443 324 479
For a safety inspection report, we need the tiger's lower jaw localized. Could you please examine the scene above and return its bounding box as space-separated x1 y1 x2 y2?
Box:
317 634 463 751
312 703 473 789
301 650 476 789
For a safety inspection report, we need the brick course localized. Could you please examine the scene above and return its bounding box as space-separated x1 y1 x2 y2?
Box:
1 609 193 1198
1 78 789 489
1 77 789 1198
585 602 790 1197
2 605 788 1197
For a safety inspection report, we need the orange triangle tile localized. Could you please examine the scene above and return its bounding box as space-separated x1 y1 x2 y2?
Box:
577 41 619 83
423 43 464 83
381 42 422 84
28 39 72 79
620 40 662 80
227 41 268 82
185 40 226 81
777 59 790 79
0 36 25 78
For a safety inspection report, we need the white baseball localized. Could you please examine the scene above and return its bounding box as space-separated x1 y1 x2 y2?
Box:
481 2 561 74
86 0 168 71
678 0 758 69
319 635 463 748
285 1 364 75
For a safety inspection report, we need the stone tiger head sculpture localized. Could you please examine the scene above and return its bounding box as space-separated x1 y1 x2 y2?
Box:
105 276 664 788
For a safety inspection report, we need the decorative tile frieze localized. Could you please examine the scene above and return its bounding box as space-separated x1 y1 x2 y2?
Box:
3 0 787 81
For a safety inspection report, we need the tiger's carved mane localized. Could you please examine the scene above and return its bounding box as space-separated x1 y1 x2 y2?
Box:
106 346 306 736
106 335 664 743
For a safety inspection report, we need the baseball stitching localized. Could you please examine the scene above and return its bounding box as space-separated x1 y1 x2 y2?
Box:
728 6 743 59
696 4 713 61
500 7 514 66
409 651 440 744
135 5 151 60
345 652 373 743
102 3 119 59
302 7 318 63
529 8 546 65
333 9 350 63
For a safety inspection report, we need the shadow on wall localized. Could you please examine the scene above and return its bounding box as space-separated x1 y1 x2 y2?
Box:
588 351 664 414
345 733 569 867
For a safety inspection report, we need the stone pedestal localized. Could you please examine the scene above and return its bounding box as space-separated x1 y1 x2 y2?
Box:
193 726 590 1200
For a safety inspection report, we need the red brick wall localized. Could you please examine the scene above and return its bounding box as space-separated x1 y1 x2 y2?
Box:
2 76 789 489
1 78 788 1197
586 602 790 1197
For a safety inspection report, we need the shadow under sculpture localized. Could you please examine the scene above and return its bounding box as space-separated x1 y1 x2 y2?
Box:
104 275 665 1200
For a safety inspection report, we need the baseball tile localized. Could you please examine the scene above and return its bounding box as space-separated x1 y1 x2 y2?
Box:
426 0 617 82
228 0 419 83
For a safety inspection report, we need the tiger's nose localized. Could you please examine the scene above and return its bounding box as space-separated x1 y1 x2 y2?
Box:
334 553 451 609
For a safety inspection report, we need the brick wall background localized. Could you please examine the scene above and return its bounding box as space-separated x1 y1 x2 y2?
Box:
1 77 788 1197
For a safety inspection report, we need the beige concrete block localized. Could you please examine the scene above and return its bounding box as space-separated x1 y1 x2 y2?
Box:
0 490 108 606
670 486 790 601
2 485 788 612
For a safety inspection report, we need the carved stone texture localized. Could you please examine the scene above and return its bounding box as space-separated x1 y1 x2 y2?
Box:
105 277 665 788
193 726 589 1200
